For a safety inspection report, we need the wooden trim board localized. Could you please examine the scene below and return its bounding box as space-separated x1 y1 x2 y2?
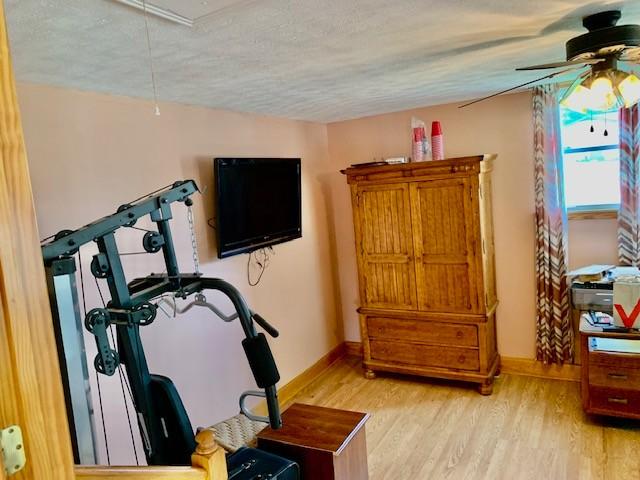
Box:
568 209 617 221
344 341 581 383
254 342 347 416
75 466 206 480
345 341 363 357
500 356 581 383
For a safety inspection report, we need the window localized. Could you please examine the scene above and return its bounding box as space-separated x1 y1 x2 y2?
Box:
559 105 620 212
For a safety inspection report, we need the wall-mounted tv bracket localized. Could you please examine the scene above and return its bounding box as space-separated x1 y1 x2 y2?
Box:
41 180 282 466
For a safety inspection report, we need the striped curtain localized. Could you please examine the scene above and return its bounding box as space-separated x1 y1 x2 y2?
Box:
618 104 640 266
533 85 572 364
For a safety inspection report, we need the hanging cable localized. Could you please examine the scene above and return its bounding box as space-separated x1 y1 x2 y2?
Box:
94 276 106 307
94 370 110 465
126 183 173 206
141 0 161 115
247 248 272 286
109 324 140 466
95 277 140 465
78 248 111 465
125 225 156 234
132 324 148 458
40 233 56 243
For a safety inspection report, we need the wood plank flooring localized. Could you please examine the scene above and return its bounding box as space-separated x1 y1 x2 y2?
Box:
287 356 640 480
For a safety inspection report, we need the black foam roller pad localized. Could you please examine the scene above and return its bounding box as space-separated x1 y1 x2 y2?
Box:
242 333 280 388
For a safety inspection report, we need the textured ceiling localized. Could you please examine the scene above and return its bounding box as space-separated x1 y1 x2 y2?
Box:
5 0 640 122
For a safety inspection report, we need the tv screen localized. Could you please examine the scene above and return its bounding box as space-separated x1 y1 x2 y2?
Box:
215 158 302 258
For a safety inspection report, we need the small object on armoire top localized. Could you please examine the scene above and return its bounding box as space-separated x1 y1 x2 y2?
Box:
384 157 408 164
411 116 428 162
431 121 444 160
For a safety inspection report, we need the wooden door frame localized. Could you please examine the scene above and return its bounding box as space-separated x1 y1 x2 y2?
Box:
0 2 224 478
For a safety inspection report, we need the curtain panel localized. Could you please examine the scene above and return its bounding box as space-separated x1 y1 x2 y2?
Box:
618 104 640 266
533 85 572 364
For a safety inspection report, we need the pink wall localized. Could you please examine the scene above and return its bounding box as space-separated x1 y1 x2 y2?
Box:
18 83 342 465
326 91 618 359
18 81 619 465
568 219 618 270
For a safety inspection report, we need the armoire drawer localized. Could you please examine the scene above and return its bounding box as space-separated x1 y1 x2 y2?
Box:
367 316 478 347
369 339 480 371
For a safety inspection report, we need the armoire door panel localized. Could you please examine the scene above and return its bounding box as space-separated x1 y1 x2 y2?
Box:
356 184 417 309
410 178 480 313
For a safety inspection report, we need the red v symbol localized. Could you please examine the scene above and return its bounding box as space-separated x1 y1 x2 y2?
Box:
614 299 640 328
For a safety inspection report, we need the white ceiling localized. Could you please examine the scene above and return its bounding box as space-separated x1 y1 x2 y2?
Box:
5 0 640 122
149 0 245 21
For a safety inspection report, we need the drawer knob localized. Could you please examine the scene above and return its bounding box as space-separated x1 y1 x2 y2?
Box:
607 397 629 405
456 331 464 339
458 355 466 364
607 373 628 380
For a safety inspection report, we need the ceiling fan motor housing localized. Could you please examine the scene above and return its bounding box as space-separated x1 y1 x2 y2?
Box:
566 10 640 60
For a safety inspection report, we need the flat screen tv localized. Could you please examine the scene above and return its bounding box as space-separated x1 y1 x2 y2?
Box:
215 157 302 258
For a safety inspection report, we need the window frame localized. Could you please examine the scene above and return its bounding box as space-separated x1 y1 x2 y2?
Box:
559 109 621 220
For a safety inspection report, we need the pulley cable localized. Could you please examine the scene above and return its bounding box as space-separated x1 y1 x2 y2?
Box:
94 276 106 307
126 182 173 206
94 371 110 464
95 277 140 466
125 225 157 234
78 248 111 465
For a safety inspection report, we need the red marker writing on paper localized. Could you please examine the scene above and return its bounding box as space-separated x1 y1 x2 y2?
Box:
614 299 640 328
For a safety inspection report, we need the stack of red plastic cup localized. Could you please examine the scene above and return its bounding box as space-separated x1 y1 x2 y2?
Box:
431 121 444 160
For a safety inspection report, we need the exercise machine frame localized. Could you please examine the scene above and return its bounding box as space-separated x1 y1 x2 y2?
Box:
42 180 282 466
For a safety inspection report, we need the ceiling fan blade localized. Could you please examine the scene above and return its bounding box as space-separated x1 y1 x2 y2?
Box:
516 59 604 70
458 67 584 109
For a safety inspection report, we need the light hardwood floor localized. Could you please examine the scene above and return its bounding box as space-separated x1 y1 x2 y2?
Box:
287 356 640 480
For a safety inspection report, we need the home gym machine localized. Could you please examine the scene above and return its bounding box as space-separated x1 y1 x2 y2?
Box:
41 180 283 467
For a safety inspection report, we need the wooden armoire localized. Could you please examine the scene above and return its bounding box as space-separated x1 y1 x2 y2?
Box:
342 155 500 394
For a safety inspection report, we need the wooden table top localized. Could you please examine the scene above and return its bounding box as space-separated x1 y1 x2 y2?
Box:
257 403 369 455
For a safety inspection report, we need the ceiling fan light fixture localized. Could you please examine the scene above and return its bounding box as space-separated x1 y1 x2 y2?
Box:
589 72 620 111
618 73 640 107
560 77 592 113
560 68 640 113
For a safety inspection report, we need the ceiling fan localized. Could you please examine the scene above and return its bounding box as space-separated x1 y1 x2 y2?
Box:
460 10 640 110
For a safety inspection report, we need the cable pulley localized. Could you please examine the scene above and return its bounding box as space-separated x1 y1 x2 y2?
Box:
85 308 119 376
90 253 110 278
117 204 138 227
142 231 164 253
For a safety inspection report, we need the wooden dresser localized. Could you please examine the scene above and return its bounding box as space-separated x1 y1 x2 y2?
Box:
342 155 500 394
580 317 640 419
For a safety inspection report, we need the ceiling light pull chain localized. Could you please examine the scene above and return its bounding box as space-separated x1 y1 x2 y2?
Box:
141 0 160 116
604 112 609 137
590 111 594 133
